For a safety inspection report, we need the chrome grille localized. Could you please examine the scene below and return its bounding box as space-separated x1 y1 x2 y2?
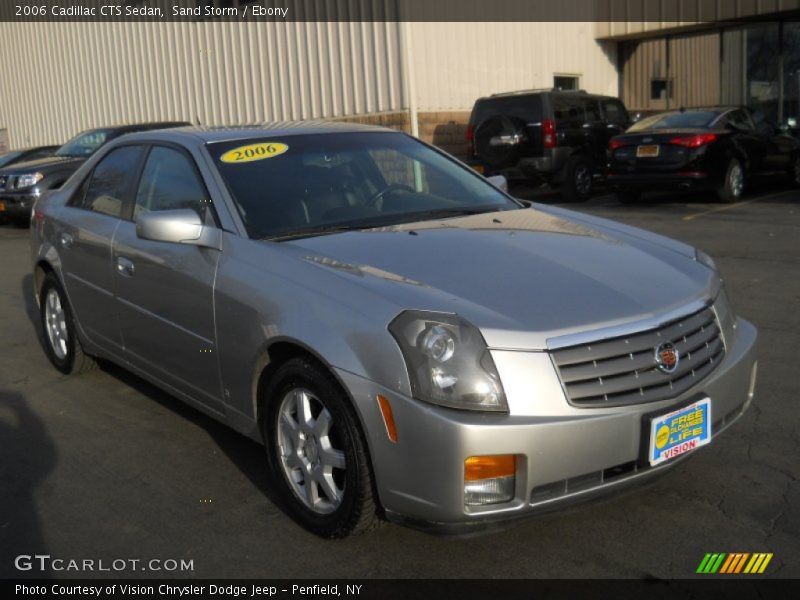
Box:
551 306 724 407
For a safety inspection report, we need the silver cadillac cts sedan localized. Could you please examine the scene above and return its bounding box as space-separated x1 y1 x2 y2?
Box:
31 122 758 537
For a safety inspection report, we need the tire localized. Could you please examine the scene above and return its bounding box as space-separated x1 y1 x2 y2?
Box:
11 214 30 228
263 357 380 538
39 272 96 375
561 156 593 202
716 158 744 203
617 190 642 204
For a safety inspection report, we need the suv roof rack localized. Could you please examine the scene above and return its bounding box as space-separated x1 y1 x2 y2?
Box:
489 88 588 97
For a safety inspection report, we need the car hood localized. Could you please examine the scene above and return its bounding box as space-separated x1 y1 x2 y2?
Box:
0 155 85 176
284 207 718 349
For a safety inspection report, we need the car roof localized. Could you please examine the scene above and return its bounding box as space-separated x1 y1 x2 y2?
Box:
116 121 397 145
478 89 614 101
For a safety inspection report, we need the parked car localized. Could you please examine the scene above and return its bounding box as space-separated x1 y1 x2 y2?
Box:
467 89 631 201
0 145 59 168
606 106 800 203
32 122 757 538
0 122 189 226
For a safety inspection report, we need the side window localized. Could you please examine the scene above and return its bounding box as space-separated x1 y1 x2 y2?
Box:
552 96 585 129
583 99 602 123
603 100 629 127
134 146 213 222
73 146 142 218
727 110 755 131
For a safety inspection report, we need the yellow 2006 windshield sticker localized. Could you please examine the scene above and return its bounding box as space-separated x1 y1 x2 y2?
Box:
220 142 288 163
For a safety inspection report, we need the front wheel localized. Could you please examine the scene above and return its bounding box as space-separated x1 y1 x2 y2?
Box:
561 156 593 202
717 158 744 203
263 357 380 538
39 272 96 374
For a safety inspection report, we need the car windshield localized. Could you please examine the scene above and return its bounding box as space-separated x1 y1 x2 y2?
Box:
55 129 111 157
629 111 721 131
209 132 519 240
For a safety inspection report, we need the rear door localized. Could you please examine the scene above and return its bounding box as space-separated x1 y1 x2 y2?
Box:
57 145 145 354
112 144 224 413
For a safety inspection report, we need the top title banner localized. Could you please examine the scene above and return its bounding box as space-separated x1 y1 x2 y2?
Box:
3 0 790 23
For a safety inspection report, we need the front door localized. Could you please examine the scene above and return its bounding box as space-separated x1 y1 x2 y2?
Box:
56 145 144 354
112 145 224 413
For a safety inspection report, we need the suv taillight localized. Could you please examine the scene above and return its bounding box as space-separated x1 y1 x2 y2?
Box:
466 124 475 156
542 119 556 148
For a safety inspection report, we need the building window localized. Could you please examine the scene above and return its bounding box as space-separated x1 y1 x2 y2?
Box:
650 78 669 100
554 75 580 91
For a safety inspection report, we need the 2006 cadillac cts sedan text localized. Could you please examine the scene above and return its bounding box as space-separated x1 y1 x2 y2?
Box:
31 123 758 537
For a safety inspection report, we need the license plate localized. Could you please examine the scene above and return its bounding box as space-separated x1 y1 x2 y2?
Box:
473 164 485 174
636 144 660 158
0 201 5 212
648 398 711 466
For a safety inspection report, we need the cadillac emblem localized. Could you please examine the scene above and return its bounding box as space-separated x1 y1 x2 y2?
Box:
655 342 680 374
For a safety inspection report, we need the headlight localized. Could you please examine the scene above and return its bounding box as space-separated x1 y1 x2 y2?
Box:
16 172 44 189
389 311 507 412
694 248 717 271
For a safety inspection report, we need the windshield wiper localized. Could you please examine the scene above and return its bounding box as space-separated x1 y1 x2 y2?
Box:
264 206 508 242
265 223 371 242
406 206 504 220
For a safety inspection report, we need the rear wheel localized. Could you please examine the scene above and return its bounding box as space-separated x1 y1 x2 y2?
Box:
717 158 744 203
561 156 593 202
39 272 96 374
263 357 380 538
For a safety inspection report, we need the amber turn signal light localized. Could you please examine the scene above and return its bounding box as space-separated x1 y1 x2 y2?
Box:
377 395 398 443
464 454 516 481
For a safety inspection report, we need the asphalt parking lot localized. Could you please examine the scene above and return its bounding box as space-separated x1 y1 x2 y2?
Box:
1 185 798 579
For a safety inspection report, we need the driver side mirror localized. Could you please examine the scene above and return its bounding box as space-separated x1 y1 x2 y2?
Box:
136 209 222 250
486 174 509 193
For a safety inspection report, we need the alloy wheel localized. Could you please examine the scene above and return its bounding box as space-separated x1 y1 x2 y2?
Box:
574 164 592 196
276 388 347 514
44 288 68 360
729 163 744 198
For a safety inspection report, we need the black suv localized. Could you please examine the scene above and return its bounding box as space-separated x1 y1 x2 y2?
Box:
467 89 631 201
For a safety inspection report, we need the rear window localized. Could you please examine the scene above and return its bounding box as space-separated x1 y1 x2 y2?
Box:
470 95 542 127
629 111 720 131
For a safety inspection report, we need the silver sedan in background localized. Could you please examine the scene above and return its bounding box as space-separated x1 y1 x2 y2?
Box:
31 123 758 537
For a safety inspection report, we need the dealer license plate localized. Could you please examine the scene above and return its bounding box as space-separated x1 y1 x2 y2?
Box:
648 398 711 466
636 144 660 158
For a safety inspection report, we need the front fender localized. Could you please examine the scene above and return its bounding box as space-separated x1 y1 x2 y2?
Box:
213 234 410 433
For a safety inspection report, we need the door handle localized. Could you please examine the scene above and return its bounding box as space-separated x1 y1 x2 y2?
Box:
116 256 135 277
59 232 74 249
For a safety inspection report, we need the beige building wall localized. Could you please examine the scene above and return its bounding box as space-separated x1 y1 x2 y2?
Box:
596 0 800 39
0 20 617 160
0 20 407 148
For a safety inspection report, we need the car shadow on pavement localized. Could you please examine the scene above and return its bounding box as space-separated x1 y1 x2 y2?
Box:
95 360 291 516
0 389 56 577
18 273 292 528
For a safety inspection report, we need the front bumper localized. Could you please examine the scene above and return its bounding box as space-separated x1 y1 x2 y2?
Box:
338 317 757 534
0 192 37 219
